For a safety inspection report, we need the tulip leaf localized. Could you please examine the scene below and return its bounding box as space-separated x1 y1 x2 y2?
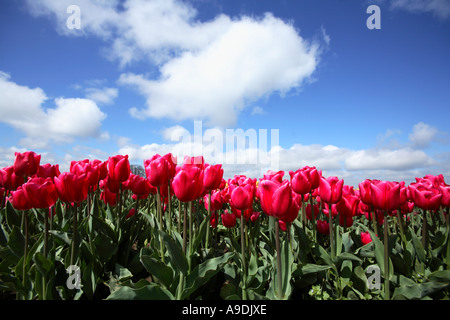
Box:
5 202 22 230
106 282 174 300
140 254 174 288
409 225 426 263
7 226 24 258
33 252 53 277
182 252 235 299
158 230 188 276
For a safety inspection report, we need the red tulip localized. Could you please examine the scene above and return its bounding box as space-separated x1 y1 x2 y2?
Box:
203 164 224 191
0 166 24 191
369 180 404 211
10 186 32 211
230 183 254 211
361 231 372 245
336 193 360 217
289 166 321 195
319 176 343 204
145 154 170 187
22 177 58 209
281 195 300 223
257 179 292 219
13 151 41 178
70 159 100 189
221 209 237 228
54 172 88 203
439 185 450 207
203 190 223 211
316 219 329 235
171 165 204 202
263 170 284 183
37 163 61 180
100 188 117 206
125 174 153 197
409 182 442 211
108 154 131 183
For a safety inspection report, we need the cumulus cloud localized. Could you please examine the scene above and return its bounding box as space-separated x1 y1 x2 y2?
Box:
0 72 108 149
27 0 322 127
85 87 118 105
408 122 439 148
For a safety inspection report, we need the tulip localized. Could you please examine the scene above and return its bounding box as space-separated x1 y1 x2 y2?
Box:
22 177 58 209
289 166 320 196
408 182 442 211
171 165 204 203
37 163 61 180
257 179 292 219
203 164 224 191
221 209 236 228
13 151 41 178
145 154 170 187
361 231 373 245
0 166 24 191
108 154 131 183
319 176 343 204
316 219 330 235
10 186 32 211
369 180 404 212
230 183 254 212
54 172 88 204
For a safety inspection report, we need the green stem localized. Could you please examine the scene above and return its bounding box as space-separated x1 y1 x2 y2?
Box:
241 211 247 300
182 202 187 254
70 204 79 267
422 209 427 250
167 183 172 236
157 187 165 263
328 203 335 260
384 211 390 300
22 210 29 299
310 192 316 242
274 217 282 299
206 191 211 250
189 201 193 273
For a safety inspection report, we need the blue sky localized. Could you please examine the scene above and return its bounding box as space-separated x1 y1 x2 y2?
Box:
0 0 449 186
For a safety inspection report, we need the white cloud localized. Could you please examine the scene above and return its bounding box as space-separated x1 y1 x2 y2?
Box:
408 122 439 148
27 0 322 127
85 87 118 105
251 106 266 115
390 0 450 19
0 72 107 149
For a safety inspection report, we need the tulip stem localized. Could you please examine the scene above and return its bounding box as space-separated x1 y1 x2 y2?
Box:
167 183 172 236
240 211 247 300
383 212 390 300
310 192 316 242
274 218 283 299
422 210 428 251
157 187 165 263
328 203 335 260
22 210 29 299
182 202 187 254
70 204 79 267
206 191 211 250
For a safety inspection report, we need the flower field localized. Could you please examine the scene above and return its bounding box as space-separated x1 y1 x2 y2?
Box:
0 151 449 300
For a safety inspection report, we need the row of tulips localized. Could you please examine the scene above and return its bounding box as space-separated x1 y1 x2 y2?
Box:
0 151 449 300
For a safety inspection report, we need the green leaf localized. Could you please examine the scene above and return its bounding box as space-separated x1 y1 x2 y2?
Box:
7 226 24 258
106 283 174 300
368 229 392 279
93 233 117 264
295 263 333 276
409 225 426 263
33 252 53 277
5 201 21 229
182 252 235 299
140 254 174 288
48 230 72 246
158 230 188 276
